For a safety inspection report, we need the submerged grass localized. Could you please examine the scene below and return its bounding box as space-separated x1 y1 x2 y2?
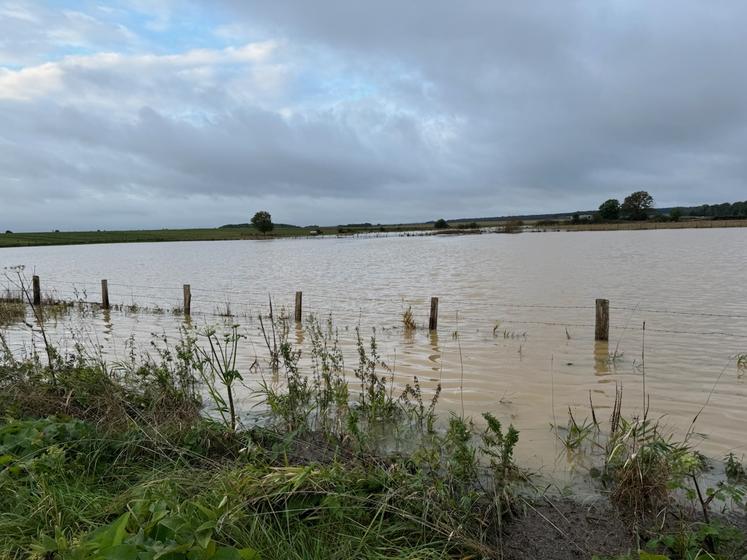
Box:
0 300 24 326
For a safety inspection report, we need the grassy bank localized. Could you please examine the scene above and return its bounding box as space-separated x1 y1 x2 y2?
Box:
3 217 747 249
0 226 317 248
0 312 745 559
534 218 747 233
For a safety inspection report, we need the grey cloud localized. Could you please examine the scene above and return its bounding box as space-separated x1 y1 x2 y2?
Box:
219 1 747 202
2 1 747 231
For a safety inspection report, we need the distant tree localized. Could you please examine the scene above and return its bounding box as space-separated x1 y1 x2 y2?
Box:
669 208 682 222
621 191 654 220
251 211 274 234
598 199 621 220
433 218 449 229
571 213 581 224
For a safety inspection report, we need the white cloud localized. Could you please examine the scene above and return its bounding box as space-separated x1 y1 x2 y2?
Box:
0 63 63 99
0 40 283 108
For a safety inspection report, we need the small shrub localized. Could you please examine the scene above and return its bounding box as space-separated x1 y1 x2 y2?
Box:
502 220 523 233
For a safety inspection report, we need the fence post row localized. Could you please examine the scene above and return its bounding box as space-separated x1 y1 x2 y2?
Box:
14 280 608 342
101 279 110 310
595 298 609 341
183 284 191 316
32 275 41 306
295 291 303 322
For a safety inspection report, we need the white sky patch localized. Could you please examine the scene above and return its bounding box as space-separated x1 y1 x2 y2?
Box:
0 63 63 99
0 40 282 106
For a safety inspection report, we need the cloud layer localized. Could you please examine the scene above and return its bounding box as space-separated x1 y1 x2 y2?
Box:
1 1 746 230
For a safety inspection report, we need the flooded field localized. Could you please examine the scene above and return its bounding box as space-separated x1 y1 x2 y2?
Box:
1 228 746 485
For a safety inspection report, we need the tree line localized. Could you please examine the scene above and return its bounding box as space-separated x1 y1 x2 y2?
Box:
674 200 747 219
597 191 654 221
597 193 747 222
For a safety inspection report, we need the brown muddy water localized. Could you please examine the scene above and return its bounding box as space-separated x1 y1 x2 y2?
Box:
1 228 746 487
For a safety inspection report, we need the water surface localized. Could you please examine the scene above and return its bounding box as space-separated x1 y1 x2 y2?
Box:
2 229 746 482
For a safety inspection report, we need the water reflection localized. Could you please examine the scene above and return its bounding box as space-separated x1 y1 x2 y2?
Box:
593 340 610 376
102 308 113 337
428 330 441 372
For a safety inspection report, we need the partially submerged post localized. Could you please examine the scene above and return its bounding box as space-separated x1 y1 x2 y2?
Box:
32 275 41 306
101 279 110 309
595 298 609 341
429 296 439 331
294 291 303 322
183 284 191 316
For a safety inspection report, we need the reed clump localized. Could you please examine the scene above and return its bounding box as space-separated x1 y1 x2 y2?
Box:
0 300 24 326
402 305 416 332
555 386 747 559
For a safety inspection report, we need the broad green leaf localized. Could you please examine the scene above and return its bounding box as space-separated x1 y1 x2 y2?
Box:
90 513 131 549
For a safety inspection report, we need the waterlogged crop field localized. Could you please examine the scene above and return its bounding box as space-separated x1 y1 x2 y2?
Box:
1 228 746 483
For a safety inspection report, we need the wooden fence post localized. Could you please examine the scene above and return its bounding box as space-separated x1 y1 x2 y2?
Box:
429 297 439 331
101 279 110 309
294 291 303 322
183 284 191 316
595 298 609 341
32 275 41 306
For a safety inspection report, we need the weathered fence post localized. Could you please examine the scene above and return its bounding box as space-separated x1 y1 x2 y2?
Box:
183 284 191 316
101 279 110 309
595 298 609 341
294 291 303 322
429 297 439 331
32 275 41 306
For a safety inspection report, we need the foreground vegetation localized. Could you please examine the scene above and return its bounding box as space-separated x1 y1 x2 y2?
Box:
0 307 745 559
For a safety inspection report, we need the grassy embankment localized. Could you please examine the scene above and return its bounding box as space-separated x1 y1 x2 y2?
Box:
0 224 452 248
0 298 745 560
2 217 746 249
0 226 311 248
540 218 747 233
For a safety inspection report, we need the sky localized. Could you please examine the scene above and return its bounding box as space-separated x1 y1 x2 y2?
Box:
1 1 746 231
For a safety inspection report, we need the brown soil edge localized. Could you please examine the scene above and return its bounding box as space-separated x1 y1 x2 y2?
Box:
501 498 747 560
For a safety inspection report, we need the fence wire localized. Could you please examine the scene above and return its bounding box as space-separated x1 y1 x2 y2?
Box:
2 276 747 340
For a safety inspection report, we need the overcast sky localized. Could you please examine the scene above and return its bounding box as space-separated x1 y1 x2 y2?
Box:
1 1 746 231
